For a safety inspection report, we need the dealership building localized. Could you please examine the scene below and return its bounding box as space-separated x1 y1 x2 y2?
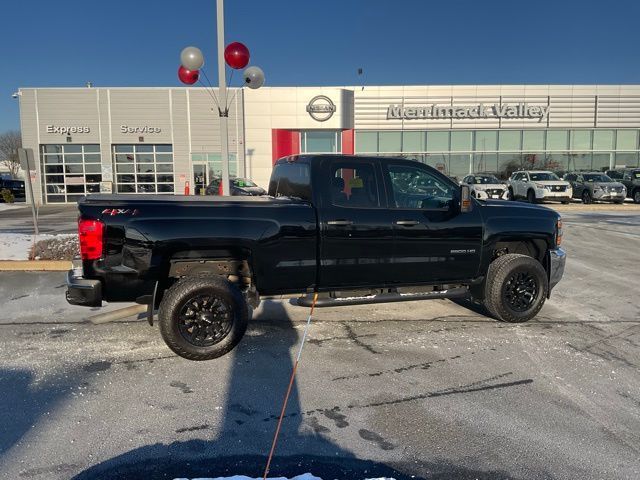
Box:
17 84 640 203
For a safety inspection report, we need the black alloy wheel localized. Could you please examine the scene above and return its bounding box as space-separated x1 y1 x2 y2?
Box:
177 294 233 347
502 271 538 312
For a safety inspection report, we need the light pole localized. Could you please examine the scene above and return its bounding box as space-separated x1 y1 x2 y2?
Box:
177 5 264 196
216 0 231 195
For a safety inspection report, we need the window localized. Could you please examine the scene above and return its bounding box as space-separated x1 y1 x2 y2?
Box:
387 164 455 210
301 131 338 153
402 131 426 152
113 144 174 194
450 131 472 151
570 130 592 150
268 162 311 201
499 131 521 151
475 130 497 151
426 131 449 152
378 131 402 152
522 130 545 151
40 144 102 203
593 130 614 150
330 162 379 208
616 130 639 150
356 131 378 153
546 130 568 150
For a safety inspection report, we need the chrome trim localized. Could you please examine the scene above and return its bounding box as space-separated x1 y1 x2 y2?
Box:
549 247 566 293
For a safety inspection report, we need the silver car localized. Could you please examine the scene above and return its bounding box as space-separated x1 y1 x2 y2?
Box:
563 172 626 204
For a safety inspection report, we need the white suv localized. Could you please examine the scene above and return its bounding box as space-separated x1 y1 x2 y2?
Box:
508 171 572 204
460 173 510 200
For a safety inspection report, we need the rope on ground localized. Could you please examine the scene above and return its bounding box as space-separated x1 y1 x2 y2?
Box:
263 292 319 479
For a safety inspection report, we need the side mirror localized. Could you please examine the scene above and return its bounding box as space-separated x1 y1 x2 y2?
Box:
522 178 528 182
460 184 472 213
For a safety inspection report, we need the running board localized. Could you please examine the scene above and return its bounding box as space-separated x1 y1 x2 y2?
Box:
295 287 469 308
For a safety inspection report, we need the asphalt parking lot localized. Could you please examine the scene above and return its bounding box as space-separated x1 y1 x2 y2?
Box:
0 209 639 479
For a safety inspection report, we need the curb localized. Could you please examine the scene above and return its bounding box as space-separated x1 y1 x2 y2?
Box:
0 260 71 271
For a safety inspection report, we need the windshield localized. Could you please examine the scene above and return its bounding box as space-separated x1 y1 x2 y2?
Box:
232 178 257 188
633 170 640 179
583 174 612 182
530 172 560 181
472 175 500 184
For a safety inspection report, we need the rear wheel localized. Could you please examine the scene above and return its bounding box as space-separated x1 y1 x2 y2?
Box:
582 191 592 204
158 275 248 360
483 254 548 323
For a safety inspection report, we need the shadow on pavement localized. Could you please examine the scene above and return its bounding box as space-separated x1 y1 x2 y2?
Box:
9 301 516 480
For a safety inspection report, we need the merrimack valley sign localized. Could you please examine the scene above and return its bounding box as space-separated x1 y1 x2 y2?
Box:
387 103 550 122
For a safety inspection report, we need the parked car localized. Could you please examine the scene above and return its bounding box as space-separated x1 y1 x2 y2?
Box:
563 172 626 204
508 170 572 204
204 176 266 196
605 168 640 203
0 178 26 201
67 155 566 360
460 173 510 200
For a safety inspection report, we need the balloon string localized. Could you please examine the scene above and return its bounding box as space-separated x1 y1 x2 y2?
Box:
200 69 220 108
197 78 220 110
262 292 319 480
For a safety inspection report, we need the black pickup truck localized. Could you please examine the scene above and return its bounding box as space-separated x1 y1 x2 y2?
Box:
67 155 566 360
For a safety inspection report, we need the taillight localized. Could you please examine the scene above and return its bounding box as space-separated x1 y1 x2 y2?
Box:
78 219 104 260
556 218 563 247
218 181 223 196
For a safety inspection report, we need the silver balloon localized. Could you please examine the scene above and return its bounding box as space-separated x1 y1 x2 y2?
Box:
180 46 204 71
243 66 265 89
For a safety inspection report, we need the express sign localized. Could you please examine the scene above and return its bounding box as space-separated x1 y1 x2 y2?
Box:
387 103 550 122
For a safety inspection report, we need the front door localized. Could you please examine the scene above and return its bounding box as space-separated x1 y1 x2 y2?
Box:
383 162 483 283
317 157 396 289
193 163 207 195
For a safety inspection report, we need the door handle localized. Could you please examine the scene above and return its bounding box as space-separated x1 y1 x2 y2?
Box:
327 219 353 226
395 220 420 226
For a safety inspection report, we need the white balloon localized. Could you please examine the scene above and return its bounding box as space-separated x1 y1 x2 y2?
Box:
243 66 265 89
180 46 204 71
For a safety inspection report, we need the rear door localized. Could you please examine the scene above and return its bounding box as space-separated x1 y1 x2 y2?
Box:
317 157 396 289
383 162 483 283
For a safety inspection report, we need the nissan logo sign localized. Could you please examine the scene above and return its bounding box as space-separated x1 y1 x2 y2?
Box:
306 95 336 122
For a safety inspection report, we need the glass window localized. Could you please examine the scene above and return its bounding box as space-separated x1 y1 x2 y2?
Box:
378 131 402 152
355 131 378 153
615 152 639 167
522 131 545 151
114 145 174 194
616 130 638 150
387 163 455 210
302 131 337 153
330 162 380 208
592 153 611 172
450 131 472 151
522 153 548 171
570 130 592 150
498 153 523 179
402 131 426 152
498 131 521 151
39 144 101 203
593 130 614 150
268 162 311 201
426 131 449 152
546 130 568 150
546 152 571 172
566 153 591 171
449 154 472 178
474 153 498 176
474 130 497 151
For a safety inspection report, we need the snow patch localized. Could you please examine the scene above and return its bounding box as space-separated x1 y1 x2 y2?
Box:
0 203 26 211
0 233 76 260
174 477 395 480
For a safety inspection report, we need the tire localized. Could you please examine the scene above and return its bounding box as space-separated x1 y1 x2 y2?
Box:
614 200 624 205
561 200 570 204
508 187 515 200
158 275 249 360
527 189 537 204
634 189 640 204
482 254 548 323
582 191 592 205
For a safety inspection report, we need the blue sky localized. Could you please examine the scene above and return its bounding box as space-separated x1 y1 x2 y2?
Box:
1 0 639 131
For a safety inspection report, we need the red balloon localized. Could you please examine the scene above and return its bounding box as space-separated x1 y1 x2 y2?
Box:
178 65 199 85
224 42 250 70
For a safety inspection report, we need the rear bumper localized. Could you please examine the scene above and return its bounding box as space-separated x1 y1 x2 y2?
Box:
549 247 566 293
66 268 102 307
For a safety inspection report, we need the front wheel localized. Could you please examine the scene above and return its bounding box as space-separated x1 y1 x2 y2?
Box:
634 190 640 204
527 189 537 204
582 191 592 204
482 254 548 323
158 275 249 360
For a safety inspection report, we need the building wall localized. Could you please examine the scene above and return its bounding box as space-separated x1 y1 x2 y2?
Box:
18 87 244 203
